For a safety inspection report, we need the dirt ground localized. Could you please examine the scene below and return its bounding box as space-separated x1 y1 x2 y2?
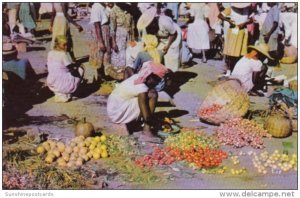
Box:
3 18 298 189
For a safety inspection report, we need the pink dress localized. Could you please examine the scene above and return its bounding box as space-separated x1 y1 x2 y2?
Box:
47 50 80 94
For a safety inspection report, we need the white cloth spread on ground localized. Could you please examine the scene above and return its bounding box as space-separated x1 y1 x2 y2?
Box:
107 74 148 124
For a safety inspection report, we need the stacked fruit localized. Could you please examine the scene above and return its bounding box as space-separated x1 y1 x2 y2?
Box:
165 128 219 150
216 118 271 148
252 150 297 174
135 146 228 169
183 147 228 168
36 135 108 167
135 147 183 168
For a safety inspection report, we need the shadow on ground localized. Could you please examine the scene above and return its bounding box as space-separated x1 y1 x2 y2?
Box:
155 109 189 119
165 71 198 97
3 81 53 129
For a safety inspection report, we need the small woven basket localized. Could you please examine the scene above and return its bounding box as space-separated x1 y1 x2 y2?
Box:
198 79 250 125
106 66 125 81
264 114 292 138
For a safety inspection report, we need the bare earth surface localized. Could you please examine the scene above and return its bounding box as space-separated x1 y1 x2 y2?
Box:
4 18 298 189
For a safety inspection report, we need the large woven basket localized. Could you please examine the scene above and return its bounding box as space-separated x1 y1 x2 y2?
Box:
198 79 250 125
264 114 292 138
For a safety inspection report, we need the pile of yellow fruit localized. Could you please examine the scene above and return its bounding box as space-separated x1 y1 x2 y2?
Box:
252 150 297 174
36 135 108 167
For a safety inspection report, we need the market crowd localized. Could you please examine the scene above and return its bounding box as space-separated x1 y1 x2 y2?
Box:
2 2 298 138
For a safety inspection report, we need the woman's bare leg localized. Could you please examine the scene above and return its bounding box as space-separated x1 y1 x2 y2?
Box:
143 89 158 133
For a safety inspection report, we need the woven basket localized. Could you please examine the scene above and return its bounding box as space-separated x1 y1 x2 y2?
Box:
264 114 292 138
198 79 249 125
106 66 125 81
288 80 297 92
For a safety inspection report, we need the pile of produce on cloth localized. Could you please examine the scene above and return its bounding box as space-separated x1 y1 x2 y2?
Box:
252 150 297 175
135 146 227 170
216 118 271 148
164 128 219 150
36 135 109 167
135 128 228 171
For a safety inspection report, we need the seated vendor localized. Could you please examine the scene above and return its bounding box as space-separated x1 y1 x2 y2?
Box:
3 42 37 87
107 61 168 140
231 43 272 97
46 35 84 103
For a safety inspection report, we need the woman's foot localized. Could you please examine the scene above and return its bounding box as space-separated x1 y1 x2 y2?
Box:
138 125 162 143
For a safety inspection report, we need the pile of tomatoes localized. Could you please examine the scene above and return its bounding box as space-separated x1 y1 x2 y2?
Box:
135 146 228 169
198 103 223 117
183 147 228 168
135 147 183 168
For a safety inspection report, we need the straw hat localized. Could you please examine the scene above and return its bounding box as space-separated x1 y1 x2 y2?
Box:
231 3 251 9
248 43 273 60
3 43 17 55
137 6 157 30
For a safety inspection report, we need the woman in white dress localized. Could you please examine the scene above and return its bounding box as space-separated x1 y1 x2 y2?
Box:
47 35 84 102
186 3 211 63
107 61 167 138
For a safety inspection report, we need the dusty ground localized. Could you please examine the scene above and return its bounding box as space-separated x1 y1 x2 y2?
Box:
3 18 298 189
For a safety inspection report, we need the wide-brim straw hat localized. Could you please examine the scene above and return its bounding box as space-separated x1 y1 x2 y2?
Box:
248 43 273 60
137 6 157 30
231 3 251 9
3 43 17 55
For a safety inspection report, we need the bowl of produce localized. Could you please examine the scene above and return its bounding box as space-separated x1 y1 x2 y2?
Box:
157 117 181 138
